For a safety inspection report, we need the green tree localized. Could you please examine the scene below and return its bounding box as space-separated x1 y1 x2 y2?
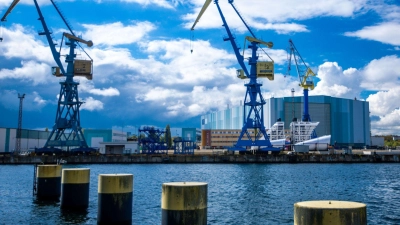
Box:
165 124 172 149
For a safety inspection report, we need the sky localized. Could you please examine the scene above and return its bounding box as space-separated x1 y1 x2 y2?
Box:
0 0 399 135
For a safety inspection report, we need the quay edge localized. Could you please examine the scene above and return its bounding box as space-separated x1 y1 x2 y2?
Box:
0 153 399 164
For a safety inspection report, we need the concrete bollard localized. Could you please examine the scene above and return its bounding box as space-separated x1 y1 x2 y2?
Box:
36 165 62 199
97 174 133 225
161 182 208 225
61 168 90 209
294 200 366 225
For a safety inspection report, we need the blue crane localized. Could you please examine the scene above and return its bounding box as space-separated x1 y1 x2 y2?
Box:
191 0 279 153
1 0 95 154
287 39 316 123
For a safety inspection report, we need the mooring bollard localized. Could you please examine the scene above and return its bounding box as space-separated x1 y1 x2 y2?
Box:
97 174 133 225
161 182 208 225
294 200 366 225
36 165 62 199
61 168 90 209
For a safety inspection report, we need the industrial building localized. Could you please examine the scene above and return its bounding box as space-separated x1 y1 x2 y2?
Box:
201 95 370 149
0 128 50 153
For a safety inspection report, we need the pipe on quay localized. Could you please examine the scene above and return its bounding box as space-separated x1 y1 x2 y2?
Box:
294 200 366 225
97 174 133 225
36 165 62 199
161 182 208 225
61 168 90 209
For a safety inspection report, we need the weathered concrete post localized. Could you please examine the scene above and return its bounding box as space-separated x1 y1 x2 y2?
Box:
161 182 208 225
97 174 133 225
36 165 62 199
294 200 366 225
61 168 90 209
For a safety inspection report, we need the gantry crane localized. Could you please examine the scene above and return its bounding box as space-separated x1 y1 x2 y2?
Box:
191 0 279 153
1 0 95 154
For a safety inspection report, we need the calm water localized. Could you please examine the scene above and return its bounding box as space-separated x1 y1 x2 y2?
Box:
1 163 400 224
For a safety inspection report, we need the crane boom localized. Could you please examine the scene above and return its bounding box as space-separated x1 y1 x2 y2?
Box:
288 39 315 90
246 36 273 48
33 0 65 75
190 0 212 30
63 33 93 47
1 0 20 22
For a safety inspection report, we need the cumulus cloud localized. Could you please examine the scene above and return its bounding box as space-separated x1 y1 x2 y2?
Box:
371 109 400 135
183 0 366 33
82 21 156 46
121 0 178 9
0 90 48 111
80 97 104 111
360 55 400 90
0 60 52 85
88 87 120 96
0 25 54 63
344 22 400 46
312 62 362 99
367 89 400 117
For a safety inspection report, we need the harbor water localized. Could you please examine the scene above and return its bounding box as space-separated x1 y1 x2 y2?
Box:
1 163 400 224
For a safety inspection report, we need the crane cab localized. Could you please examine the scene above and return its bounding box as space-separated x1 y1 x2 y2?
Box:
74 59 93 80
256 61 274 80
52 66 63 77
51 60 93 80
237 69 247 79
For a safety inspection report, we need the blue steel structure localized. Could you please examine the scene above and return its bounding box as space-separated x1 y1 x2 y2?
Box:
138 127 168 154
173 138 196 155
287 39 317 138
287 39 316 122
1 0 94 154
191 0 279 152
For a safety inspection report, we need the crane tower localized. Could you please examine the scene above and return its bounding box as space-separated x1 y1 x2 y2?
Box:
1 0 95 153
15 93 25 155
287 39 316 122
287 39 318 142
191 0 279 153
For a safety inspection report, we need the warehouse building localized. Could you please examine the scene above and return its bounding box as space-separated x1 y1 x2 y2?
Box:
201 95 370 148
0 128 49 153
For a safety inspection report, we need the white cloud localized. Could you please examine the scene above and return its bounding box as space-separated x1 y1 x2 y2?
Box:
344 22 400 46
80 97 103 111
33 91 47 106
0 60 52 85
121 0 177 9
312 62 362 99
0 90 49 111
250 22 309 34
367 88 400 117
184 0 366 33
371 109 400 135
360 55 400 90
0 25 54 63
88 87 120 96
82 21 156 46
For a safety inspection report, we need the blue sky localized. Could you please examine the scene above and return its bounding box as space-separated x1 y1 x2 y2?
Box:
0 0 399 135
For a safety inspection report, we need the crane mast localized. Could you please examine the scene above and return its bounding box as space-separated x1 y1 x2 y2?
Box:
287 39 316 123
192 0 278 152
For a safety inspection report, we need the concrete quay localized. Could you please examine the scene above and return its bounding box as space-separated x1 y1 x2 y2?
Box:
1 152 399 164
